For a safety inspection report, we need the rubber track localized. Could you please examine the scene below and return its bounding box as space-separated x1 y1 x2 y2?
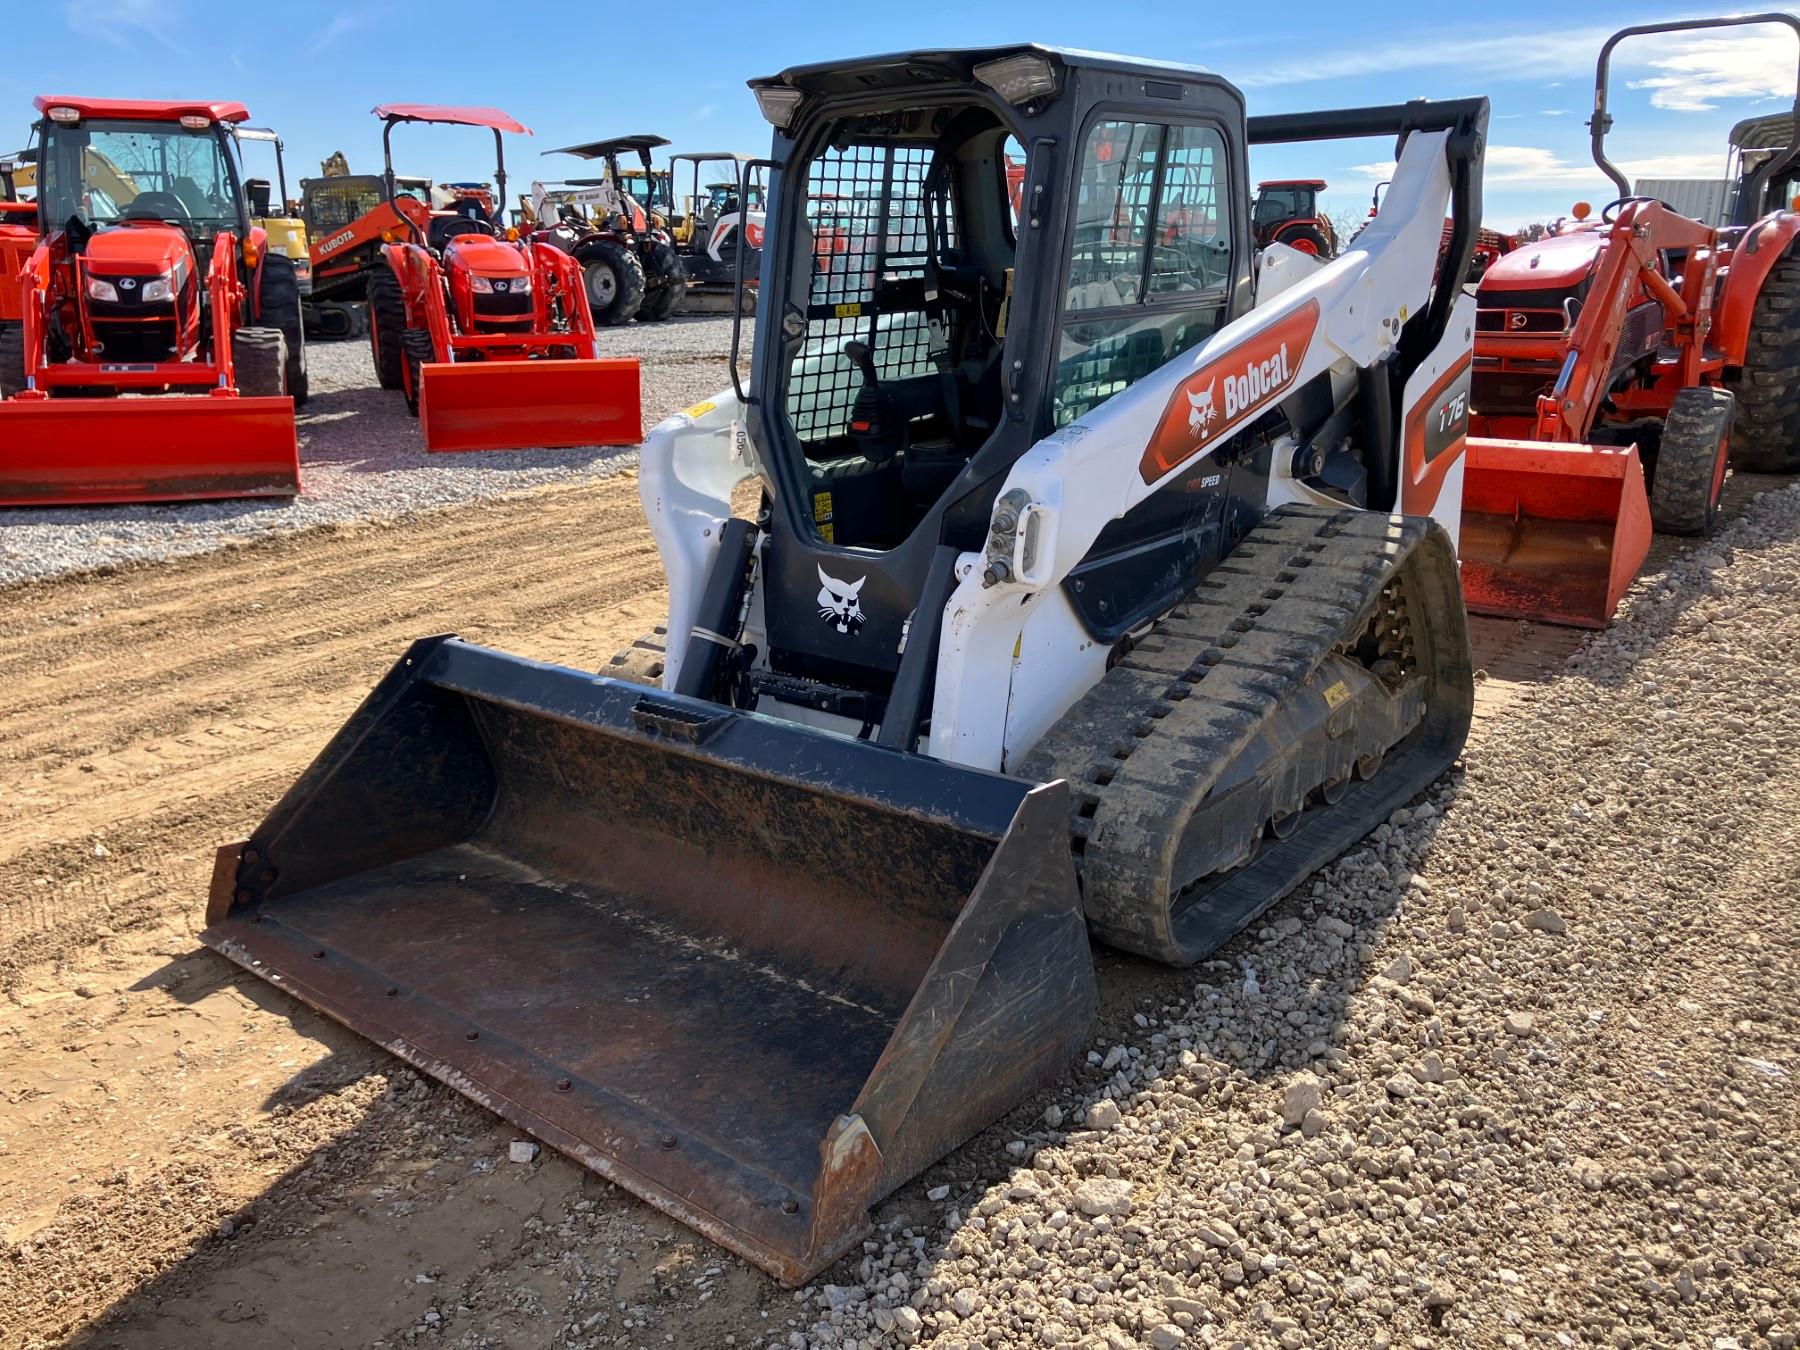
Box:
1020 504 1473 965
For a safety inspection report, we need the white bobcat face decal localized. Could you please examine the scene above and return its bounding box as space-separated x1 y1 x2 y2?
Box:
816 564 867 635
1186 380 1217 438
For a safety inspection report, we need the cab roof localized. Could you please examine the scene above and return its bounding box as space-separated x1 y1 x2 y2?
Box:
35 96 250 124
373 105 530 134
1730 113 1794 151
1259 179 1327 189
546 135 670 159
751 44 1229 97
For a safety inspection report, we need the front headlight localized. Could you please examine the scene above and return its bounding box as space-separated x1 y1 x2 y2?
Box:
142 273 175 303
87 276 119 303
469 273 531 295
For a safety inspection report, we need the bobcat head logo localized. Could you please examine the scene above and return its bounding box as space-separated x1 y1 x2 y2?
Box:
1186 380 1217 438
816 565 867 635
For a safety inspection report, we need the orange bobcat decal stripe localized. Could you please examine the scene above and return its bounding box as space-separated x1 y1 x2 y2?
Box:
1140 299 1321 485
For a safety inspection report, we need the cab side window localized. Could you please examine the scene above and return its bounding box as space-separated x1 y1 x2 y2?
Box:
1054 119 1233 427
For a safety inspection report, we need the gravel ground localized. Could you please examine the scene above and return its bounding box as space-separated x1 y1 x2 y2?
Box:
0 316 744 588
780 484 1800 1350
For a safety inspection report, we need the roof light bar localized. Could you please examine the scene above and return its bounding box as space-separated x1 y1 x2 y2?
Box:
47 106 81 124
973 54 1058 105
179 114 211 130
755 86 804 130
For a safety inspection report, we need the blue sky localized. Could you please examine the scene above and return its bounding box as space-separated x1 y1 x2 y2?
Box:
9 1 1797 231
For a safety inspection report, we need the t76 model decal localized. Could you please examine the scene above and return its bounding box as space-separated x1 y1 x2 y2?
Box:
1140 298 1321 485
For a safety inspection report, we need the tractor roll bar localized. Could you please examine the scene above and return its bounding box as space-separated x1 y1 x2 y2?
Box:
375 106 530 226
1591 15 1800 224
1248 97 1490 379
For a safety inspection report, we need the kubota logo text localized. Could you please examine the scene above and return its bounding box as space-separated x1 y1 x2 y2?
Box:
1140 300 1321 485
320 229 355 256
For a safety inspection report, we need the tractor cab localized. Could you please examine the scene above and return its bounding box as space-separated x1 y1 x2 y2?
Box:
1251 178 1334 255
742 46 1252 694
32 98 261 363
1727 112 1800 223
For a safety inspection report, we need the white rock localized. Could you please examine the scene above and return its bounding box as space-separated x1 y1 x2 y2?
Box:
1280 1073 1323 1129
1524 908 1567 934
1073 1177 1134 1217
1087 1098 1123 1130
926 1184 951 1202
1148 1324 1187 1348
1504 1011 1536 1037
508 1140 540 1164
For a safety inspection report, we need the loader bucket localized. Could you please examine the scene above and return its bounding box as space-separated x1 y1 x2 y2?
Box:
0 394 298 507
420 358 642 453
202 637 1094 1284
1459 437 1652 629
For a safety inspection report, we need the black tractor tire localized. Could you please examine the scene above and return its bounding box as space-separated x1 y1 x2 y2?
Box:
233 326 289 398
258 253 309 408
367 267 407 391
1729 242 1800 473
0 323 24 399
1648 386 1733 537
638 242 687 322
579 240 646 326
1276 223 1333 259
401 328 434 418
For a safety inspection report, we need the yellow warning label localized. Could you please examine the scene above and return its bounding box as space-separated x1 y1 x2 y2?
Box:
834 302 863 319
819 522 836 543
1323 680 1351 709
812 491 834 523
682 399 716 420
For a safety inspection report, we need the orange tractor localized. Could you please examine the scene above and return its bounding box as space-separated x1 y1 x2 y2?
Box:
0 96 302 507
1251 178 1336 256
364 105 640 453
1 149 34 335
1458 13 1800 628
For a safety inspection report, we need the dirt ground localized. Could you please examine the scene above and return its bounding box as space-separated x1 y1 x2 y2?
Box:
0 472 1785 1350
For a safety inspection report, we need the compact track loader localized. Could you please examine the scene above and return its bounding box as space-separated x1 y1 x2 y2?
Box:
206 48 1486 1283
1460 13 1800 628
0 96 303 506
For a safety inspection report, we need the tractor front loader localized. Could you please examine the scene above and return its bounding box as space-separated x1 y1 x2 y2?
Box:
204 48 1486 1283
1460 13 1800 628
0 96 301 507
362 105 640 452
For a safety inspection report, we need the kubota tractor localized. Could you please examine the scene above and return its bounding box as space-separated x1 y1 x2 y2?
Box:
1252 177 1337 256
0 96 303 507
542 134 687 325
1459 14 1800 629
207 45 1491 1284
364 104 640 453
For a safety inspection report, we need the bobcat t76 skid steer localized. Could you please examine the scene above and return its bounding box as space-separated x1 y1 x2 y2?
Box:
204 48 1486 1283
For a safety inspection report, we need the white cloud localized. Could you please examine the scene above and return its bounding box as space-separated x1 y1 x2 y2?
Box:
66 0 181 49
1540 109 1570 117
1239 17 1797 112
1349 143 1726 187
305 9 374 57
1626 31 1797 112
1237 23 1622 87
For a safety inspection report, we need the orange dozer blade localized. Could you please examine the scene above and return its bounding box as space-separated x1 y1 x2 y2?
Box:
1459 437 1652 629
420 358 642 453
0 395 298 508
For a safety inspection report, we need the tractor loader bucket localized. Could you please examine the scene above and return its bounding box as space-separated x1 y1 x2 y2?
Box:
202 637 1095 1284
0 395 298 507
1459 438 1652 629
420 358 642 453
